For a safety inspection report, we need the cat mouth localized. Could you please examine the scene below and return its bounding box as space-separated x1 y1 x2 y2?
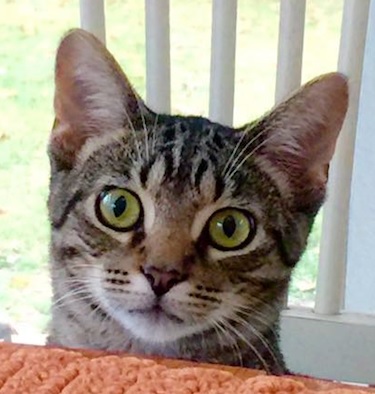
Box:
128 304 184 324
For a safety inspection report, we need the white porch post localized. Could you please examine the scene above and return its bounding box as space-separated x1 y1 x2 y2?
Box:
345 0 375 313
314 0 370 315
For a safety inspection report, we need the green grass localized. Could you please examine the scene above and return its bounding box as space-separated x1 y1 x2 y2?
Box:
0 0 343 335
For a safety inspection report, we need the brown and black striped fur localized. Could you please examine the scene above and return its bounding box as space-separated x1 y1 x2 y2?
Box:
47 29 348 374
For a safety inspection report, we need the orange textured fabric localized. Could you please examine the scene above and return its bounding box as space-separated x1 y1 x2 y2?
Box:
0 342 372 394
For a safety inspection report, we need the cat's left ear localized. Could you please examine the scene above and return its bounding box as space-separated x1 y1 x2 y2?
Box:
240 73 348 213
50 28 153 170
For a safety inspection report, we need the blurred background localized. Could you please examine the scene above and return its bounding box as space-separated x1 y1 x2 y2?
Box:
0 0 343 343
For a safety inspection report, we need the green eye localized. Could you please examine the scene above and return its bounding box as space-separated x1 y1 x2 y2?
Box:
207 208 255 250
96 188 142 231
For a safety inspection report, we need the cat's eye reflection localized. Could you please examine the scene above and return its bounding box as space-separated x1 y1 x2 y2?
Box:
207 208 256 251
96 188 143 231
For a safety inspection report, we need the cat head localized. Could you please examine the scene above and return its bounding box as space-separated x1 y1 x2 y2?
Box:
49 29 348 345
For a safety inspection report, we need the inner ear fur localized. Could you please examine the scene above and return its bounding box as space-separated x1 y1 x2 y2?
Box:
50 28 154 170
243 73 349 213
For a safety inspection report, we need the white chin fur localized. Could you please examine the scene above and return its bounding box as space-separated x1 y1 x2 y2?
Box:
109 308 204 344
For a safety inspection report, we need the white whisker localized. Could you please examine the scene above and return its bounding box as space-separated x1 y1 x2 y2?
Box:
220 318 271 373
52 289 92 309
231 312 282 372
137 97 149 162
225 133 276 182
224 126 269 181
123 105 141 162
151 113 160 154
225 300 277 336
212 319 243 366
221 127 248 177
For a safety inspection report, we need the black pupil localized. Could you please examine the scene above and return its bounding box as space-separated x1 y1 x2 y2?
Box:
112 196 127 218
222 215 237 238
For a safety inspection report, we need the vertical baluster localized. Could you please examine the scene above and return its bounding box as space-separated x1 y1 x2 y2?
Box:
275 0 306 104
79 0 106 43
209 0 238 126
145 0 171 113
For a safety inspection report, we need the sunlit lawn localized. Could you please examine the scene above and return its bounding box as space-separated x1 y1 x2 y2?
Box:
0 0 343 337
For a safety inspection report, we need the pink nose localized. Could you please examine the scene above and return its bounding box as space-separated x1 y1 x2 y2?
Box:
141 265 186 297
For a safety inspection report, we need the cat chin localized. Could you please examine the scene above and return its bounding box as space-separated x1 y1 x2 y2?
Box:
109 307 205 344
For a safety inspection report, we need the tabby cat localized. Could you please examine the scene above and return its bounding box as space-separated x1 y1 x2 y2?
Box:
47 29 348 374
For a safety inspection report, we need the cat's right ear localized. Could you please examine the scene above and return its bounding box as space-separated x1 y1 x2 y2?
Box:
237 73 348 214
50 28 152 170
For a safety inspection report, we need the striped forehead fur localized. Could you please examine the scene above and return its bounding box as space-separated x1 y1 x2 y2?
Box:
54 117 289 238
74 117 238 194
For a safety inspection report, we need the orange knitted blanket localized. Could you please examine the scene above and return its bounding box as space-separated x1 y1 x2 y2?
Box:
0 342 372 393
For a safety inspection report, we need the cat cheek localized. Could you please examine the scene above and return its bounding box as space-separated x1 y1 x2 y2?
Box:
163 282 218 320
100 272 155 309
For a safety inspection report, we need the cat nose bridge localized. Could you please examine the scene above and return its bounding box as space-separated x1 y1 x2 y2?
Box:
142 220 194 296
141 265 187 297
147 224 193 270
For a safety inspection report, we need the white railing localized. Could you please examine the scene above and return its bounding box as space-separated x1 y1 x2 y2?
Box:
79 0 375 384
